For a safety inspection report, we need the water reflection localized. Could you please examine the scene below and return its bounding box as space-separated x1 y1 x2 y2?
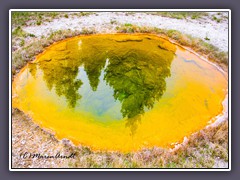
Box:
29 35 176 135
36 43 83 108
104 48 174 135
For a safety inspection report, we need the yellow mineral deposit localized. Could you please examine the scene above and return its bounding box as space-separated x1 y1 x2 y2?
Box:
12 34 227 152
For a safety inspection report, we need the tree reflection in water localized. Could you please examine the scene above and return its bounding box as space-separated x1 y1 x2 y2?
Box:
34 41 83 108
29 35 176 136
104 49 175 135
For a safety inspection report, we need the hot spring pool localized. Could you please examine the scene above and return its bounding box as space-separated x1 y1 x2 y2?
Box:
12 34 228 152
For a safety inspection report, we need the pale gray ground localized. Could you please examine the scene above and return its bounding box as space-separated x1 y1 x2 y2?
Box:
23 12 229 52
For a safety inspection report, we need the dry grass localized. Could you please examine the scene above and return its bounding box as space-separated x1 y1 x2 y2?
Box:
12 27 36 51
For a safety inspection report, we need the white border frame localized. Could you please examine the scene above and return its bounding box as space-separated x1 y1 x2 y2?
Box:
9 9 231 171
